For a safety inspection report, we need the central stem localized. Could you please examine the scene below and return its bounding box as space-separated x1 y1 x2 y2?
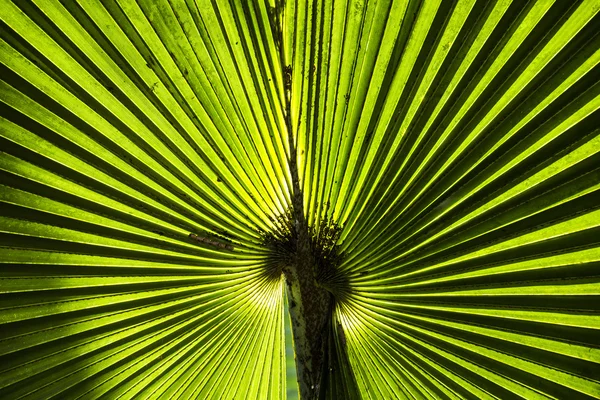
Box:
284 81 332 399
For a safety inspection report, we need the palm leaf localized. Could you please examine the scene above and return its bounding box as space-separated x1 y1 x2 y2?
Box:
1 0 599 399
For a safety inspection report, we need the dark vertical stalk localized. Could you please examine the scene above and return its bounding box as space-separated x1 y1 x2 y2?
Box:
283 68 333 399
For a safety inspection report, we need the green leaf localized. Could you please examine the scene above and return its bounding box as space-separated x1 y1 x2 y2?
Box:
1 0 599 399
